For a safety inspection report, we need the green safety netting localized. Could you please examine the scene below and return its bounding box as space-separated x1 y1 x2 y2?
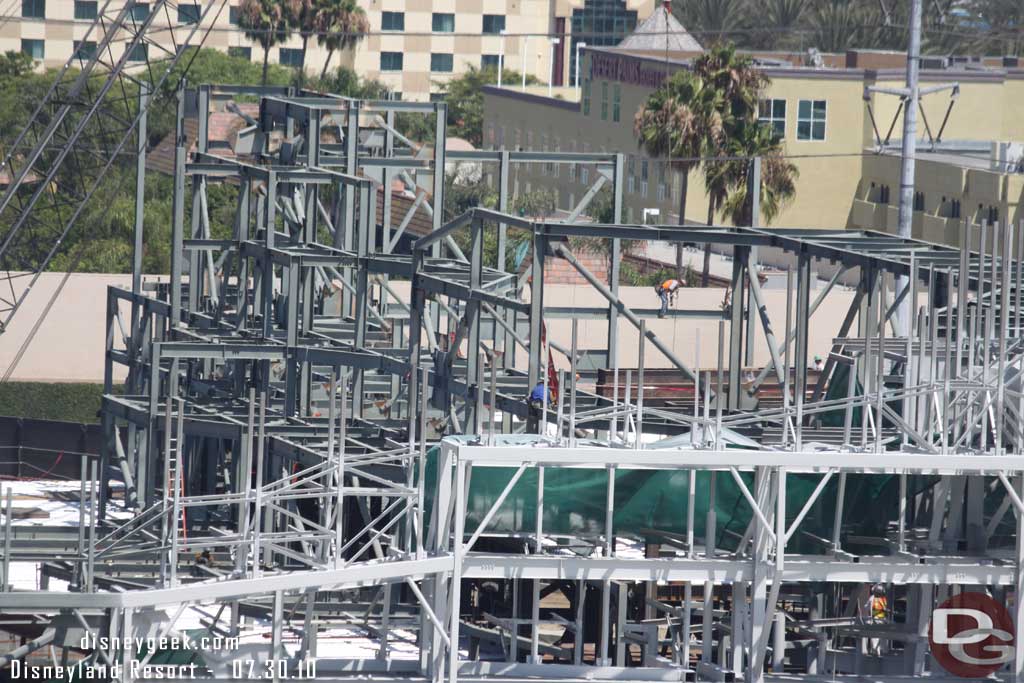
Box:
424 438 898 553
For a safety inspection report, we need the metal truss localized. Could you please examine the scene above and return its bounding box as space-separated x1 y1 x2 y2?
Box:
2 84 1024 683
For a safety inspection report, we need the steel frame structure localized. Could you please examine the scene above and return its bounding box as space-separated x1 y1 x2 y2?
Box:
1 85 1023 683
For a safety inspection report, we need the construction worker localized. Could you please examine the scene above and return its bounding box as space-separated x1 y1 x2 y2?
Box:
869 584 887 623
526 381 552 433
656 278 682 318
866 584 888 656
813 355 825 371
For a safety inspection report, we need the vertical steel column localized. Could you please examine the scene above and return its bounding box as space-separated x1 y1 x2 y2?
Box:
793 252 812 445
261 171 278 338
430 104 447 337
728 247 748 411
449 459 466 683
130 82 148 348
1014 475 1024 682
408 246 427 444
352 183 371 419
298 113 321 415
187 86 210 312
745 159 761 368
465 217 484 430
169 87 186 326
607 153 624 371
528 233 546 389
339 102 359 319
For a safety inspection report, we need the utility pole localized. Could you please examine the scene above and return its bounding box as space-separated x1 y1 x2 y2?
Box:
896 0 922 334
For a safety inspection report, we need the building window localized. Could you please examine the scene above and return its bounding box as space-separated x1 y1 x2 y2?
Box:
429 92 446 102
759 98 786 139
988 206 999 223
582 79 591 115
127 42 147 61
640 180 648 198
177 3 199 22
228 5 238 24
228 46 251 60
797 99 826 141
569 161 576 181
432 13 454 33
612 84 621 122
279 48 303 67
600 81 608 120
73 40 96 60
913 191 924 212
131 2 148 20
627 176 635 193
380 52 403 71
430 53 454 72
74 0 96 19
21 38 44 59
641 159 648 181
569 0 637 86
481 54 500 70
21 0 44 18
381 11 404 31
951 199 961 219
581 166 589 184
879 184 890 204
482 14 505 34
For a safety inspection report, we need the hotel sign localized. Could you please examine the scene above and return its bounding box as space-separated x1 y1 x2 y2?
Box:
589 52 670 88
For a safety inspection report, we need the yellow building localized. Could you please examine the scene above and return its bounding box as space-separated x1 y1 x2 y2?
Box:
483 17 1024 245
0 0 656 101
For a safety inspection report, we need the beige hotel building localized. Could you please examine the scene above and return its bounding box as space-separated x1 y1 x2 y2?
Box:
483 9 1024 249
0 0 656 101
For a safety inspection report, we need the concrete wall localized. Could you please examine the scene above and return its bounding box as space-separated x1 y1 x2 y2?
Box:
0 273 135 383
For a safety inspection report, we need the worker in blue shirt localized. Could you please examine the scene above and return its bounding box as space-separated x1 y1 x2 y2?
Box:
526 381 552 433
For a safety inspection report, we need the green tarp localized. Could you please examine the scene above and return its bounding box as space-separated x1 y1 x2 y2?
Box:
427 438 897 552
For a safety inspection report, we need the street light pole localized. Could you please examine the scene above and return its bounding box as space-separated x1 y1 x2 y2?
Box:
575 41 587 98
895 0 922 335
548 38 561 97
521 35 532 91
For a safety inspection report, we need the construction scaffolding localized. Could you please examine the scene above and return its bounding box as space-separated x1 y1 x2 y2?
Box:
2 83 1024 683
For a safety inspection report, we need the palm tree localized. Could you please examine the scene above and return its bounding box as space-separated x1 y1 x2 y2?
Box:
692 43 765 123
313 0 368 80
238 0 293 85
634 70 724 278
289 0 315 86
691 43 766 284
808 0 869 53
752 0 808 49
674 0 747 44
718 122 799 227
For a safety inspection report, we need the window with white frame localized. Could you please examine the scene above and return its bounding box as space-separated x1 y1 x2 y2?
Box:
797 100 826 141
759 99 786 139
